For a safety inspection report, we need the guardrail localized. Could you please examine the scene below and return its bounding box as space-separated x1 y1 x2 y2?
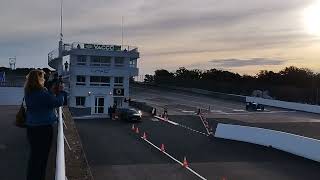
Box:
246 96 320 114
56 107 66 180
0 81 24 87
215 123 320 162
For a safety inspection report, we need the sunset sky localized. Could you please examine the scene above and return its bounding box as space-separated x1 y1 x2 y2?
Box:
0 0 319 75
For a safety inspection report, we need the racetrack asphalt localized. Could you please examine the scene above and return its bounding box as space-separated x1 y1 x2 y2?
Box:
0 105 56 180
75 114 320 180
73 86 320 180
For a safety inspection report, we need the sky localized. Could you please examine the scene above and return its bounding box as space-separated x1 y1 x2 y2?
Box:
0 0 320 75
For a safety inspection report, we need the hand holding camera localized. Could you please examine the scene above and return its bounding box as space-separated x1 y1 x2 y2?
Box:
51 82 64 95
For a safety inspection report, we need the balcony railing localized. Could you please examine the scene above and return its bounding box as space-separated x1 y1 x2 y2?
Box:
70 42 138 52
56 107 66 180
48 49 59 63
48 42 138 64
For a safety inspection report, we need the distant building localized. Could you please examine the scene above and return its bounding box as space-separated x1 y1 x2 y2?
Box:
48 42 139 115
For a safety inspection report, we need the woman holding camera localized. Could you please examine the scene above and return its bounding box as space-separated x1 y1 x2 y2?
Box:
24 70 65 180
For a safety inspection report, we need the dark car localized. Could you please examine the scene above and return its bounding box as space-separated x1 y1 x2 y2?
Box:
115 108 142 121
246 102 265 111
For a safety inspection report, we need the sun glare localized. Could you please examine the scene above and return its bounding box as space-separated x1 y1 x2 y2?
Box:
303 1 320 36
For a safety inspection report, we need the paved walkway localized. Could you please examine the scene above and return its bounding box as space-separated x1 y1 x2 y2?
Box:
0 105 56 180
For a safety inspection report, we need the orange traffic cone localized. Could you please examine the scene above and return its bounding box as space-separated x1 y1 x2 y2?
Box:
135 127 139 134
161 144 165 152
182 157 188 168
131 124 135 131
142 132 147 140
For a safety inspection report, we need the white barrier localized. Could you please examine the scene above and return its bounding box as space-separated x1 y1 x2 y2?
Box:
55 107 66 180
0 87 24 105
246 96 320 114
215 123 320 162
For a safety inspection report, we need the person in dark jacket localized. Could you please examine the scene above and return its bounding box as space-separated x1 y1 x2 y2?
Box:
24 70 65 180
108 106 112 119
46 73 68 106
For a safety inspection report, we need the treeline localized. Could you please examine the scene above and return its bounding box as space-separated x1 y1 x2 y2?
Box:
0 67 52 76
144 66 320 104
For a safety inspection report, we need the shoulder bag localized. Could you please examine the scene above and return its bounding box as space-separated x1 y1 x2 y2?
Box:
15 97 26 128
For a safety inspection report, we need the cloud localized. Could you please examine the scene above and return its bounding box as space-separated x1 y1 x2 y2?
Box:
0 0 318 73
209 58 287 67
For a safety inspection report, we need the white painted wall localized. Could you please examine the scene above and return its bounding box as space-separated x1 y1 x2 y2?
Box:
68 54 132 114
0 87 24 105
246 96 320 114
215 123 320 162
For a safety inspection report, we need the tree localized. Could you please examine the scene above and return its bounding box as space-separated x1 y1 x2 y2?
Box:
257 70 280 85
148 66 318 103
202 69 241 82
154 69 174 84
175 67 202 81
279 66 314 87
144 74 154 83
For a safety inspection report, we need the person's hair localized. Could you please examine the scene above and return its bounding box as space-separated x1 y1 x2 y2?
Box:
24 70 45 94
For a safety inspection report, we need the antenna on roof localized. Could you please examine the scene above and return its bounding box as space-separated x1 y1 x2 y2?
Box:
58 0 63 59
121 16 124 47
60 0 63 41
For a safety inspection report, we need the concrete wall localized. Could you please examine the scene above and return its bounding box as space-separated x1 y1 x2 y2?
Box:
246 96 320 114
215 123 320 162
0 87 24 105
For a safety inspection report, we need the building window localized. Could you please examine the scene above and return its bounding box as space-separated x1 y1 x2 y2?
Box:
101 57 111 66
129 59 136 67
90 56 111 66
76 96 86 106
115 57 124 67
90 57 100 66
76 75 86 86
77 55 87 65
90 76 110 86
114 77 124 87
